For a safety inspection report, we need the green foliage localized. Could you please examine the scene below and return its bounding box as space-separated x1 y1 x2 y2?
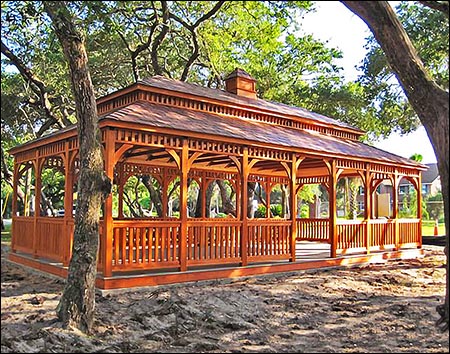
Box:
356 1 448 140
409 153 423 162
298 184 321 203
396 2 449 89
399 189 429 220
270 204 282 217
426 192 444 221
299 203 310 218
41 167 65 212
2 0 448 167
255 204 266 218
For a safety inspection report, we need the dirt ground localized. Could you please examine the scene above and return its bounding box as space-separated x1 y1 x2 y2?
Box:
1 242 448 353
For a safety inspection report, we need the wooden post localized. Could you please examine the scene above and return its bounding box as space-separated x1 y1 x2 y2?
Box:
11 161 18 253
33 157 42 259
102 128 115 277
63 149 74 266
265 181 271 218
416 174 422 248
162 167 168 218
392 173 399 250
364 165 372 254
240 147 249 266
290 154 297 262
201 171 207 218
117 163 124 219
235 175 241 220
329 160 338 258
179 139 189 271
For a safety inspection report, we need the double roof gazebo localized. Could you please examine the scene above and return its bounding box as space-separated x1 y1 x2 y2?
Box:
9 69 426 290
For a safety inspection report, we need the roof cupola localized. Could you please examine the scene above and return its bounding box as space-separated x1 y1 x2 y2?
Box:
224 68 257 99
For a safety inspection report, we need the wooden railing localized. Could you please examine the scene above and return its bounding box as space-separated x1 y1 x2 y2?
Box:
11 216 34 254
337 219 366 251
35 217 65 262
336 218 420 253
12 216 422 273
12 216 70 263
297 218 329 242
111 220 180 271
296 218 419 252
247 219 292 261
399 219 421 247
370 219 396 250
187 219 241 265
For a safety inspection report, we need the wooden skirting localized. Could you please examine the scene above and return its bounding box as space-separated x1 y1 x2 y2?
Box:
8 253 68 279
8 248 424 291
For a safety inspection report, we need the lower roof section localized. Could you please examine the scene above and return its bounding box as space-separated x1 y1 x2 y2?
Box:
101 101 424 169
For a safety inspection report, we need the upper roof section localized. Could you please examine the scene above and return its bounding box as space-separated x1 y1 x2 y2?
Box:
96 71 365 141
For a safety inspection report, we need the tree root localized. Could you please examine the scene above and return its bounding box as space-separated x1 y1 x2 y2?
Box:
436 303 449 332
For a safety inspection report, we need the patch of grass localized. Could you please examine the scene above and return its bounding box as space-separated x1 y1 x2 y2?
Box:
422 220 446 236
1 221 11 242
1 230 11 242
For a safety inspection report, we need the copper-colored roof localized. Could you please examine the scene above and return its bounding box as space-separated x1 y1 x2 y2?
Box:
137 76 362 134
101 101 420 167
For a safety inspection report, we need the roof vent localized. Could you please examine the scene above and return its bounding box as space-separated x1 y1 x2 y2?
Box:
224 68 257 99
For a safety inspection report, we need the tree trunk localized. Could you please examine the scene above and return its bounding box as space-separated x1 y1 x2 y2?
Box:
342 0 449 332
247 182 257 218
194 184 203 218
44 2 111 334
205 180 215 217
141 175 163 217
217 180 236 216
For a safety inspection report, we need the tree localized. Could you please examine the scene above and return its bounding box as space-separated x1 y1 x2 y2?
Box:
43 1 111 333
409 153 424 162
341 0 449 332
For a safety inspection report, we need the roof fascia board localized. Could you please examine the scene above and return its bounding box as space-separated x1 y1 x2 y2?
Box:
9 126 77 156
100 119 426 171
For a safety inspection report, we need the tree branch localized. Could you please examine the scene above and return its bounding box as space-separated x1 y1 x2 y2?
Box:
193 1 226 28
418 1 449 17
170 1 225 81
151 1 170 76
341 1 447 122
1 40 67 136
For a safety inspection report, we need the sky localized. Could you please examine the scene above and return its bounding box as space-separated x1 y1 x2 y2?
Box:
299 1 437 164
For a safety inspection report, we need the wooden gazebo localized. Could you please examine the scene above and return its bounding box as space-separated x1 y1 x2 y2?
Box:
9 69 426 290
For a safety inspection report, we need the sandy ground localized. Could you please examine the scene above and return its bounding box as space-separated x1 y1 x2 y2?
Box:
1 242 448 353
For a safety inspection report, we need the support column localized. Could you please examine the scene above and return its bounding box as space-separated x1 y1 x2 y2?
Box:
392 173 400 250
11 162 19 253
33 157 42 258
329 160 338 258
162 168 169 218
117 163 124 219
63 150 74 266
265 181 271 218
416 174 422 248
235 176 241 220
364 165 372 254
102 128 115 277
179 139 189 271
201 171 207 218
240 147 249 266
290 154 298 262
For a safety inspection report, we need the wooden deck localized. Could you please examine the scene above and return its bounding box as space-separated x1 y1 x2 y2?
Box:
8 241 424 291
